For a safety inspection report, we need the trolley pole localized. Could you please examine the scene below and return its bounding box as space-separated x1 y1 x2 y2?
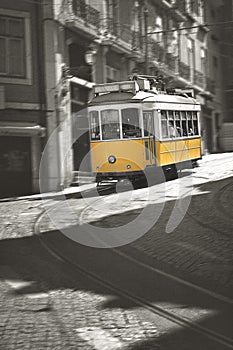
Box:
144 5 149 75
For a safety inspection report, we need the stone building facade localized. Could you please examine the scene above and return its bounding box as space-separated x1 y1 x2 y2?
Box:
0 0 231 196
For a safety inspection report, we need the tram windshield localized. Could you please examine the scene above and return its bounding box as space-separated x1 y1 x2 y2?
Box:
90 108 142 140
101 109 120 140
122 108 142 138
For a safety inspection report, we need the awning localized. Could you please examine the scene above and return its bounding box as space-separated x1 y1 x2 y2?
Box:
0 122 46 137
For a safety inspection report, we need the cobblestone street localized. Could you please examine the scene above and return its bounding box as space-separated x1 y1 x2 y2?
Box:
0 200 161 350
0 153 233 349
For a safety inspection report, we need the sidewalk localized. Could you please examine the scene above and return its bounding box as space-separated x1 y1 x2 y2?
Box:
2 153 232 203
0 182 96 203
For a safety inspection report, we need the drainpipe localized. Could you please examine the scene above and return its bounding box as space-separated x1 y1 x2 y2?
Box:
35 0 46 129
144 5 149 75
33 0 47 192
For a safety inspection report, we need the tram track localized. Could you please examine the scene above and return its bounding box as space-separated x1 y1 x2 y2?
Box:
34 192 233 349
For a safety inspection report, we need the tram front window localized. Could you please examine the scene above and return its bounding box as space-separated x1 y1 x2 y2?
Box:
122 108 142 138
101 110 120 140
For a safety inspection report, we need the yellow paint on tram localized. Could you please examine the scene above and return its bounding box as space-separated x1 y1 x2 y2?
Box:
156 138 201 166
91 139 151 173
91 137 201 173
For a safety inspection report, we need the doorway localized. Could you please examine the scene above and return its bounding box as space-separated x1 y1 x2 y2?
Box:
0 136 32 198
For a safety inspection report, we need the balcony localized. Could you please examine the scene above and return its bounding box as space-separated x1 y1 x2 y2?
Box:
194 70 204 88
106 17 119 37
178 61 191 81
132 30 144 51
71 0 100 29
165 53 178 73
148 39 165 63
147 40 180 75
119 25 133 45
172 0 186 12
206 77 216 94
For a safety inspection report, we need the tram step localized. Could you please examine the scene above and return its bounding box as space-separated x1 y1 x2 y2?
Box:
72 171 96 186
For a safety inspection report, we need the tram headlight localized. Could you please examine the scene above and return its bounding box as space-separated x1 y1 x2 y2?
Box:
108 155 116 164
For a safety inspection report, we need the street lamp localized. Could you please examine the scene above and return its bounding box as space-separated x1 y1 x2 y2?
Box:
85 45 97 66
85 44 98 82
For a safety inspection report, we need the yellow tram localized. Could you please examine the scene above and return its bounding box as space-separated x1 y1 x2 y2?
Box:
87 76 201 184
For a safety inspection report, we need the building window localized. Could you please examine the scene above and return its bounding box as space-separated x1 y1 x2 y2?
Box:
0 16 25 76
197 0 204 18
187 37 195 80
153 15 163 43
200 48 206 74
105 0 119 35
167 20 178 55
106 65 120 82
0 9 32 85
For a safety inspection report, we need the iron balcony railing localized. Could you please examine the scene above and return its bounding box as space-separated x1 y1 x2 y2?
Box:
106 17 119 37
72 0 100 28
178 61 191 81
132 30 144 51
172 0 186 13
120 25 133 44
148 39 165 63
206 77 216 94
165 52 178 72
147 39 179 74
194 69 205 88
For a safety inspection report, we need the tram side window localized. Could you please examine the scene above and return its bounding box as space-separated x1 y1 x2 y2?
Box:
143 111 153 136
161 110 168 138
168 111 177 138
101 110 120 140
181 111 188 136
90 111 100 140
122 108 142 138
192 112 199 135
174 111 182 136
187 111 194 135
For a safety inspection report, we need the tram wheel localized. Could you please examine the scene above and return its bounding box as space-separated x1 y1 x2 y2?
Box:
163 164 178 181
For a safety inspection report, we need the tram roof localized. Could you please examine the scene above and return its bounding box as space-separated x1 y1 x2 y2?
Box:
89 91 200 106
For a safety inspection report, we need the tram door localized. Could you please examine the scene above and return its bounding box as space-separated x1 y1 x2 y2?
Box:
143 111 155 165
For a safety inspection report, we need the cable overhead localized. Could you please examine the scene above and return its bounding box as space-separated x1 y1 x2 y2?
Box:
148 20 233 34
